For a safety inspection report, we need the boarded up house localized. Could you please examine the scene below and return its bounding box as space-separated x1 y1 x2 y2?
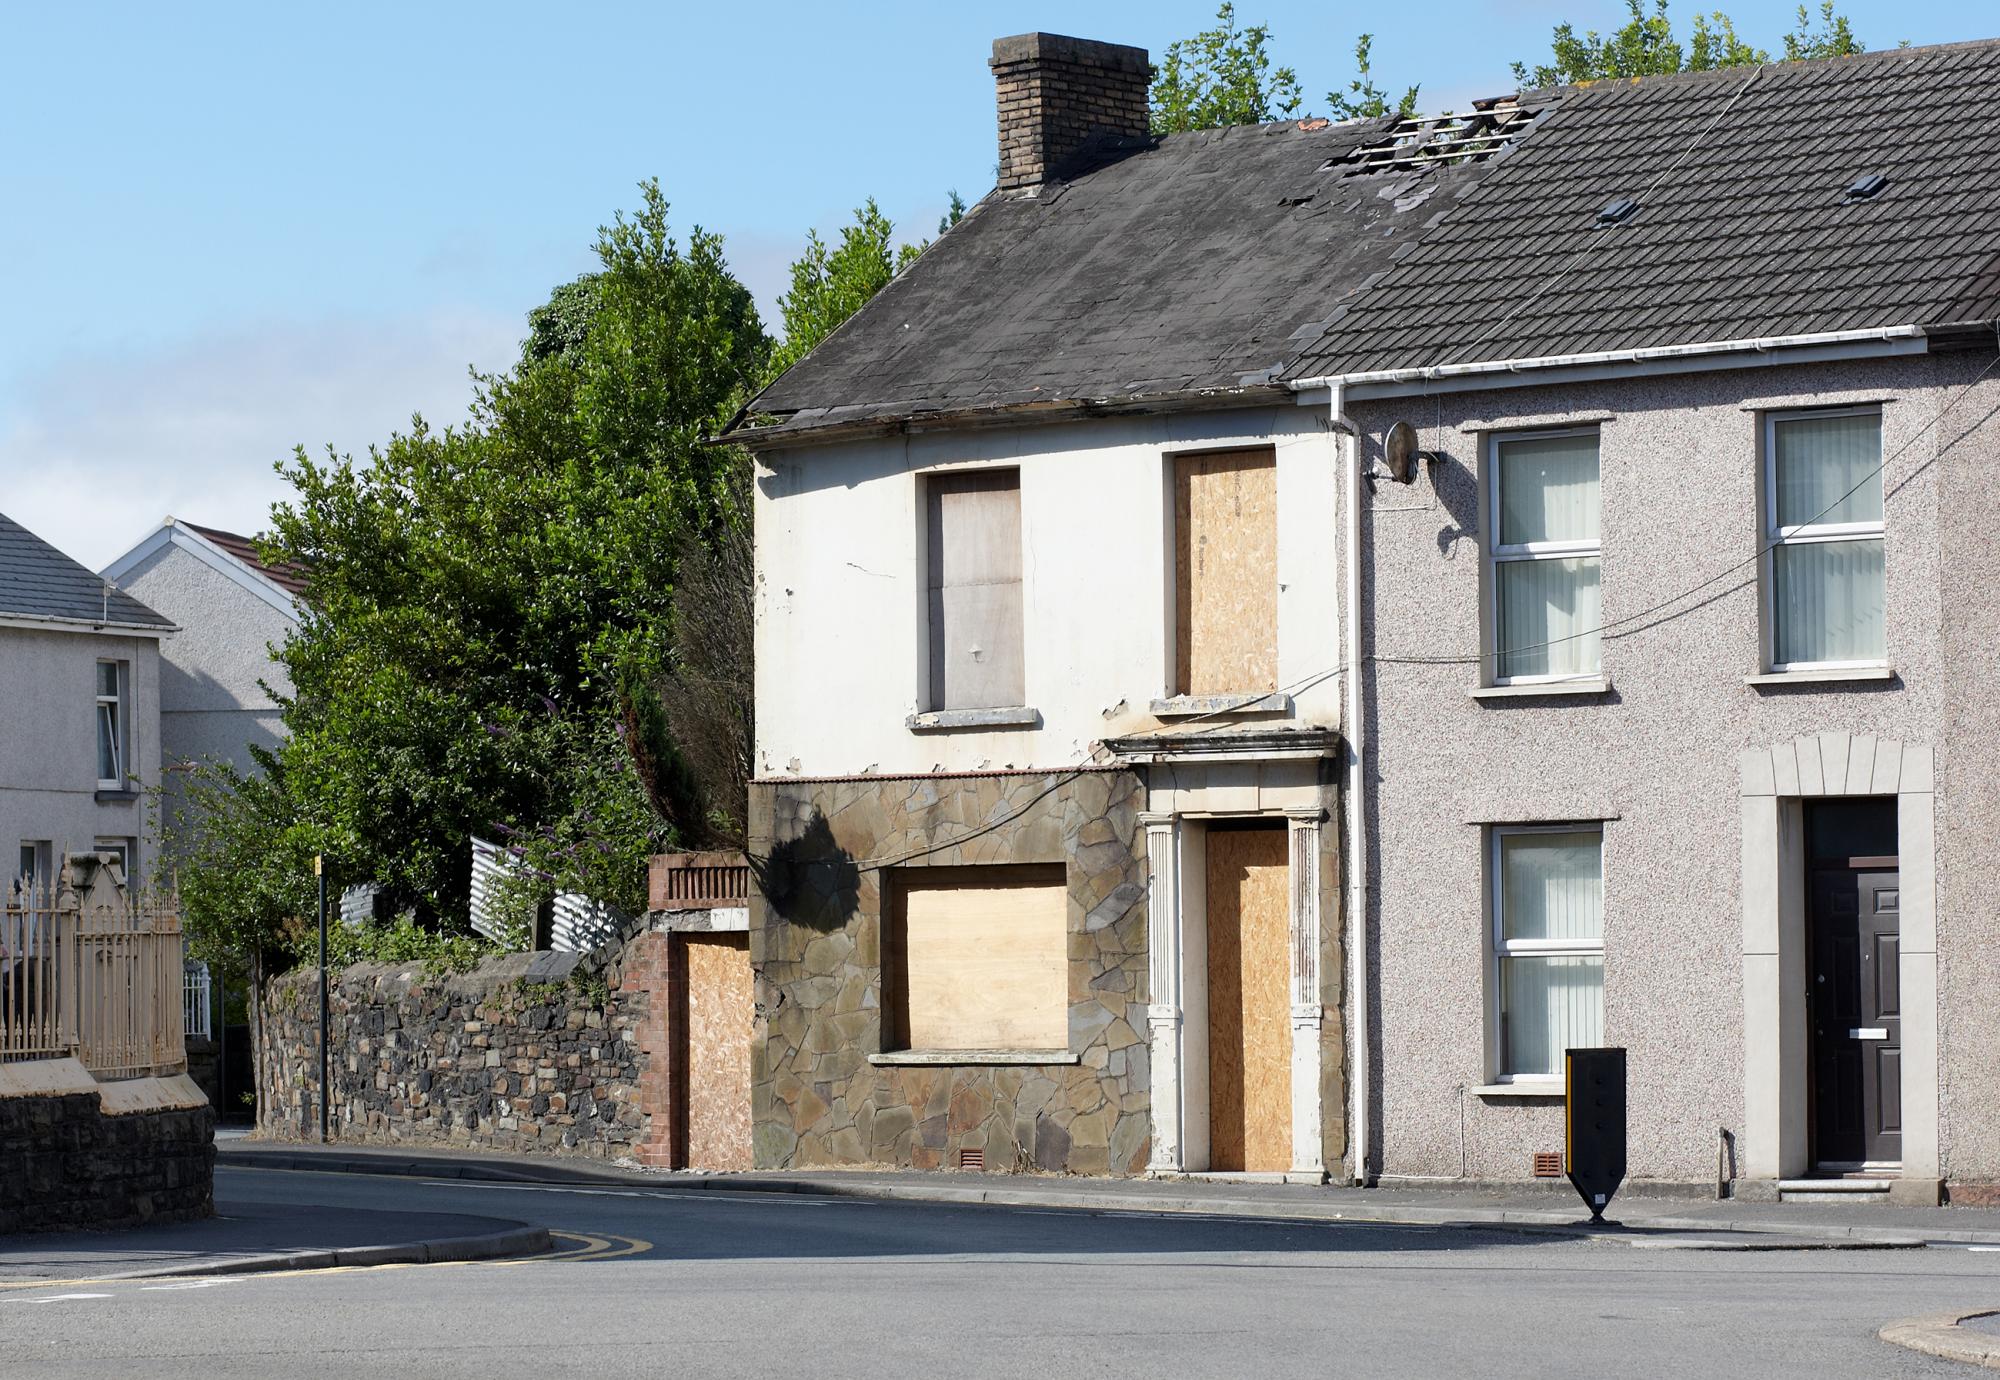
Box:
731 31 2000 1204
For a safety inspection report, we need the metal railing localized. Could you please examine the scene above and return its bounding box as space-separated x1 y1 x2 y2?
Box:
1 860 187 1079
184 961 212 1041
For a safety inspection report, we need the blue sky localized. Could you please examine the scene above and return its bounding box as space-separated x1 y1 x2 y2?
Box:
2 0 1986 568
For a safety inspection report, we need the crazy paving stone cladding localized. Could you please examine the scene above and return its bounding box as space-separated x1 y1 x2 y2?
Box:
260 944 671 1162
749 768 1152 1176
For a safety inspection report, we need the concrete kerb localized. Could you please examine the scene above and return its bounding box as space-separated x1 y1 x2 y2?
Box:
98 1225 552 1282
217 1147 1976 1250
1880 1311 2000 1369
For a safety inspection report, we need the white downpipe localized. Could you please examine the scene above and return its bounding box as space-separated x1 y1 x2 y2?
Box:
1333 384 1370 1187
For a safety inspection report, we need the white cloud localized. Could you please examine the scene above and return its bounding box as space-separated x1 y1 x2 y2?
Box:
0 310 523 570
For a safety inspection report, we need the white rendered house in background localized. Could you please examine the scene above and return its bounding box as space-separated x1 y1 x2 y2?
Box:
101 519 302 807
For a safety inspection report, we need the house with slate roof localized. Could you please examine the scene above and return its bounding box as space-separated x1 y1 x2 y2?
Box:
102 519 302 832
1 512 173 891
728 32 2000 1203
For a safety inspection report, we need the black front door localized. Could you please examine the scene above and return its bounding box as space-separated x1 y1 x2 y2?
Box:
1809 864 1902 1166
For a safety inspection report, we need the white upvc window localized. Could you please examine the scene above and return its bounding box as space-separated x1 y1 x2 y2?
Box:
1763 407 1886 671
1491 824 1605 1083
1487 428 1602 683
95 660 126 789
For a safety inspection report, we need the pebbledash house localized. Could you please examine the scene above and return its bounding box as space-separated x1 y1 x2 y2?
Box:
726 33 2000 1203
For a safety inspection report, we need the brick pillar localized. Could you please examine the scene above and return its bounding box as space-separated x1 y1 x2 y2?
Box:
620 932 679 1168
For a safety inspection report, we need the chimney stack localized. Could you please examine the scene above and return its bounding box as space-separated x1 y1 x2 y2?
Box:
990 33 1150 193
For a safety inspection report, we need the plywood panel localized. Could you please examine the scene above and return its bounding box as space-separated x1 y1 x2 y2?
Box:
682 935 753 1171
1206 825 1291 1172
927 469 1024 710
898 870 1067 1050
1175 450 1278 696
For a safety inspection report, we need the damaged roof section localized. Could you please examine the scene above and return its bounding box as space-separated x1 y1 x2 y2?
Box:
1289 39 2000 378
729 115 1511 445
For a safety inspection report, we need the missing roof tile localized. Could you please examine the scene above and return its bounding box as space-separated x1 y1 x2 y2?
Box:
1332 99 1544 178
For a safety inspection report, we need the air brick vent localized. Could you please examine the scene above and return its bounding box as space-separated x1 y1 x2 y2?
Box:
959 1147 986 1172
1533 1151 1564 1179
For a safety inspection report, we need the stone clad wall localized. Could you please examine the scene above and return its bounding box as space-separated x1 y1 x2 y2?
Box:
259 946 669 1161
749 768 1151 1175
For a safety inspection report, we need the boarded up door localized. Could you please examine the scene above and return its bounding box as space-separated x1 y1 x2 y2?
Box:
1206 824 1291 1172
1175 450 1278 696
680 935 753 1170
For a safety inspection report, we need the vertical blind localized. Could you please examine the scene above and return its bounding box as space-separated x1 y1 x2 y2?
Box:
1498 829 1604 1077
1771 412 1885 666
1495 433 1601 680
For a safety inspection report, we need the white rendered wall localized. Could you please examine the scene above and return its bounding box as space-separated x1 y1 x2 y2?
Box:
111 541 293 777
0 626 162 878
755 407 1340 777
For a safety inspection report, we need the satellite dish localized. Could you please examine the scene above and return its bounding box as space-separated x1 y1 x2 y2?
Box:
1384 421 1421 484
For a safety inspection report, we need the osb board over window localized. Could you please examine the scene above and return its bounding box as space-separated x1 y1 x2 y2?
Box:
888 864 1068 1052
681 935 753 1171
1206 824 1291 1172
1175 449 1278 696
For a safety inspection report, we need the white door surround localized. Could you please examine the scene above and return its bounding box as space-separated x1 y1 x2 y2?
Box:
1137 754 1333 1182
1739 734 1938 1198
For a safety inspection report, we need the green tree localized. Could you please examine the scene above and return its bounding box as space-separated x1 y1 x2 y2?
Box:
1150 2 1303 133
1325 33 1420 121
767 193 964 381
1513 0 1863 88
255 180 767 927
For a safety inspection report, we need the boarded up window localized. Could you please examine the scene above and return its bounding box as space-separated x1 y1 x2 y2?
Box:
1174 450 1278 695
888 865 1068 1051
927 470 1024 710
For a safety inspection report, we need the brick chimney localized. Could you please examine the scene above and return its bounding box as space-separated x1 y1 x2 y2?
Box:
990 33 1150 193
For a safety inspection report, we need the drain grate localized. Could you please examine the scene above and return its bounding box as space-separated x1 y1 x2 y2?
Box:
1533 1151 1563 1178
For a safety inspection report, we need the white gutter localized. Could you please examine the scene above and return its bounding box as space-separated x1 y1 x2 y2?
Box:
0 611 176 638
1332 383 1371 1187
1290 325 1927 401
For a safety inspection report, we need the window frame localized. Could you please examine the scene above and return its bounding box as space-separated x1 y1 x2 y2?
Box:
1488 821 1606 1086
882 862 1070 1056
16 840 52 889
918 465 1027 716
95 659 126 789
1760 405 1888 674
92 837 133 880
1484 426 1604 687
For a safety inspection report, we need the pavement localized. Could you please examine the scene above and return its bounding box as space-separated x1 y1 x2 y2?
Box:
0 1195 548 1284
214 1136 2000 1248
5 1161 1998 1380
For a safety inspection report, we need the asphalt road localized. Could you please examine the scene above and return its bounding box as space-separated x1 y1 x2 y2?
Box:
2 1166 1996 1379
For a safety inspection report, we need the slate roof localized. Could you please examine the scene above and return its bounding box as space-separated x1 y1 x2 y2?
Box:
185 522 311 597
0 512 174 630
733 38 2000 446
732 116 1510 441
1293 38 2000 377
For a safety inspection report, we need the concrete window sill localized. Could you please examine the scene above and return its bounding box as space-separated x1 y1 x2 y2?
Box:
1471 1082 1565 1099
1149 691 1294 718
1469 677 1611 701
905 706 1041 732
868 1050 1081 1067
1744 665 1896 687
94 788 140 804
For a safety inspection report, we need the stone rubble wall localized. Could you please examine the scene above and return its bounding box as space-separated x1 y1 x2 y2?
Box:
258 942 670 1162
749 768 1152 1175
0 1078 214 1235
